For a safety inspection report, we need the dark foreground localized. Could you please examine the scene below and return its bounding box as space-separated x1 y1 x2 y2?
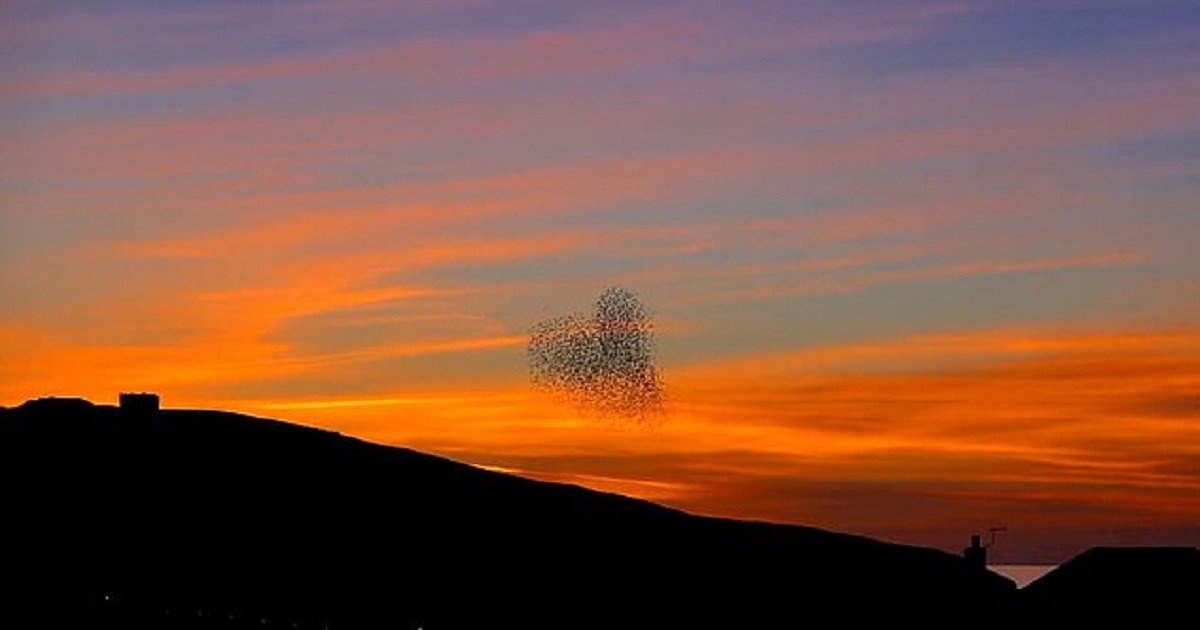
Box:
0 398 1192 628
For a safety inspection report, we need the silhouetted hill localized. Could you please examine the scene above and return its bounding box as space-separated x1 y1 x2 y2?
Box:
1020 547 1200 623
0 398 1014 629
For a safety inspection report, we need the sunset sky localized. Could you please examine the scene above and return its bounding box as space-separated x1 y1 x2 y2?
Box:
2 0 1198 562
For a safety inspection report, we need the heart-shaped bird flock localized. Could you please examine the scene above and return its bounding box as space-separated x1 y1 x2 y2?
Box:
528 287 664 422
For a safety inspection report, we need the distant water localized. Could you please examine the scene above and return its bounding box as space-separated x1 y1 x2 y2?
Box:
989 565 1056 588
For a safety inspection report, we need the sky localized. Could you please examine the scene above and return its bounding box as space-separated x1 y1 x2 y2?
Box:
1 0 1198 563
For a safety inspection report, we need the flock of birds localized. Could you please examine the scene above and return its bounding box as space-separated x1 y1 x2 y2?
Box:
528 286 664 422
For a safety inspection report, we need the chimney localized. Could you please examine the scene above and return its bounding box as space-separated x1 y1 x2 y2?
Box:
963 534 987 569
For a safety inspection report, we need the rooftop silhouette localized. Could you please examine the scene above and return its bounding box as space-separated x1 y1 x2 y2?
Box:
1021 546 1200 623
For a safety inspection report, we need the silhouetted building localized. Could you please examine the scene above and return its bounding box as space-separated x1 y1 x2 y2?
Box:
119 392 160 417
964 534 986 569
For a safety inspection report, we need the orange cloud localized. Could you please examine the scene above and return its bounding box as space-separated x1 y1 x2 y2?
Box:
5 293 1197 564
217 324 1198 563
277 334 527 369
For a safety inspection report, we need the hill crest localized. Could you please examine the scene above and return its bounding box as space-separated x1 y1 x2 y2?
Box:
1 397 1014 629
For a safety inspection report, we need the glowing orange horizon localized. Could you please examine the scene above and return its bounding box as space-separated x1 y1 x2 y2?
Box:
5 323 1197 561
3 0 1198 564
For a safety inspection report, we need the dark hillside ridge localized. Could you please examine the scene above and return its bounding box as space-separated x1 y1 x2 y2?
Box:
2 398 1016 629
